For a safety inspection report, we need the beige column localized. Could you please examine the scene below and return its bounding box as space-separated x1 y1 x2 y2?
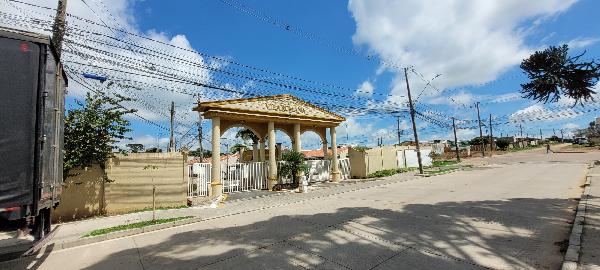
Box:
268 121 277 190
210 117 222 197
252 142 258 162
259 138 266 162
330 126 341 182
293 123 301 152
293 123 303 191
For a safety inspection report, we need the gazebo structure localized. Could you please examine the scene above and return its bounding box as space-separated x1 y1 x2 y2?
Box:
194 94 345 197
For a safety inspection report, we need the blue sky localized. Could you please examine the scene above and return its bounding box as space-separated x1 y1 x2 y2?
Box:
2 0 599 151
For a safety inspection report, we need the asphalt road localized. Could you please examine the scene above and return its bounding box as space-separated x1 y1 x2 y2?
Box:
3 149 597 270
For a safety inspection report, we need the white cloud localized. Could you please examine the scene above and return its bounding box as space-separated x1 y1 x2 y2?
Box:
563 123 580 129
451 128 477 141
356 80 375 96
348 0 577 100
429 91 473 106
509 104 581 123
566 37 600 49
0 0 233 148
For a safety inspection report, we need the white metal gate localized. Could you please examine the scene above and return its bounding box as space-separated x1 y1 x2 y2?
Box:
306 159 330 182
222 162 268 193
187 159 350 197
187 163 211 197
339 158 351 180
305 158 351 182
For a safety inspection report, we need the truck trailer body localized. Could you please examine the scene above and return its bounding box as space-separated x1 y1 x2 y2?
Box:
0 27 66 237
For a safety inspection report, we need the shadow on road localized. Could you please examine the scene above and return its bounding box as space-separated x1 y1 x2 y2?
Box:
3 197 579 270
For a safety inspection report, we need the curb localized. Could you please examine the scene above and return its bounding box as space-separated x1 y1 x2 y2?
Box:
416 167 462 177
560 161 593 270
52 216 202 251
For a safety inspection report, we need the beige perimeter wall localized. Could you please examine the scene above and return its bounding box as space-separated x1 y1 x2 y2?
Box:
349 145 414 178
105 152 187 215
52 165 104 222
52 152 188 221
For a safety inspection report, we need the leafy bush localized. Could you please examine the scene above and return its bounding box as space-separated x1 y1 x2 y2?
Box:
428 151 442 161
352 145 370 152
278 150 308 186
368 168 414 178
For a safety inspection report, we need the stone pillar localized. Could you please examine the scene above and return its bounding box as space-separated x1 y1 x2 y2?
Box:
293 123 301 152
252 142 258 162
293 123 305 192
210 117 222 197
330 126 341 182
322 140 328 159
268 122 277 190
259 138 266 162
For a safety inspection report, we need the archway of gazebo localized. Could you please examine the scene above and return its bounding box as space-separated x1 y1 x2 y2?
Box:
194 94 346 197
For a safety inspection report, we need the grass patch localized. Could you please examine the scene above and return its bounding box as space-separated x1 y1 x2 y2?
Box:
431 160 459 167
507 145 542 153
130 205 189 214
368 168 416 178
83 216 193 237
423 167 456 175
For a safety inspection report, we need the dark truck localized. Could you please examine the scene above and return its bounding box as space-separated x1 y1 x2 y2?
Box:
0 27 66 239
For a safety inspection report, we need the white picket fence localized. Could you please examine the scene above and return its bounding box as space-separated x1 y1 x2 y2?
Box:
187 158 351 197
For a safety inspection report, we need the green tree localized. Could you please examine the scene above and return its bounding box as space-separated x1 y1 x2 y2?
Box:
230 143 247 154
496 138 510 150
235 128 259 144
279 150 308 187
126 144 144 153
469 137 486 146
520 45 600 105
189 148 211 158
548 135 561 142
63 91 135 179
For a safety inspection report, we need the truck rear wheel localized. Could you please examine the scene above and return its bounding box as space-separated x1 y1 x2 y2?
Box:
33 209 51 240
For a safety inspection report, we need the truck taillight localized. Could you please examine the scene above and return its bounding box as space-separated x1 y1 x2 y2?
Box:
20 42 30 52
0 206 21 212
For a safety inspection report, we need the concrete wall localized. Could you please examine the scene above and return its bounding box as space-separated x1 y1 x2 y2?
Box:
52 165 104 222
349 145 414 178
104 152 187 215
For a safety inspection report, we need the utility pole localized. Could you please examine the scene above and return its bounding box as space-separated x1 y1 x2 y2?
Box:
396 116 402 146
475 102 485 157
197 97 203 159
404 68 424 174
560 129 564 142
488 114 493 156
345 123 349 144
519 123 524 148
452 117 460 162
539 129 543 141
169 101 175 152
52 0 68 59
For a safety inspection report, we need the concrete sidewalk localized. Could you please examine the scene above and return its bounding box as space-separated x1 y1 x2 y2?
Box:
47 172 419 247
580 167 600 269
